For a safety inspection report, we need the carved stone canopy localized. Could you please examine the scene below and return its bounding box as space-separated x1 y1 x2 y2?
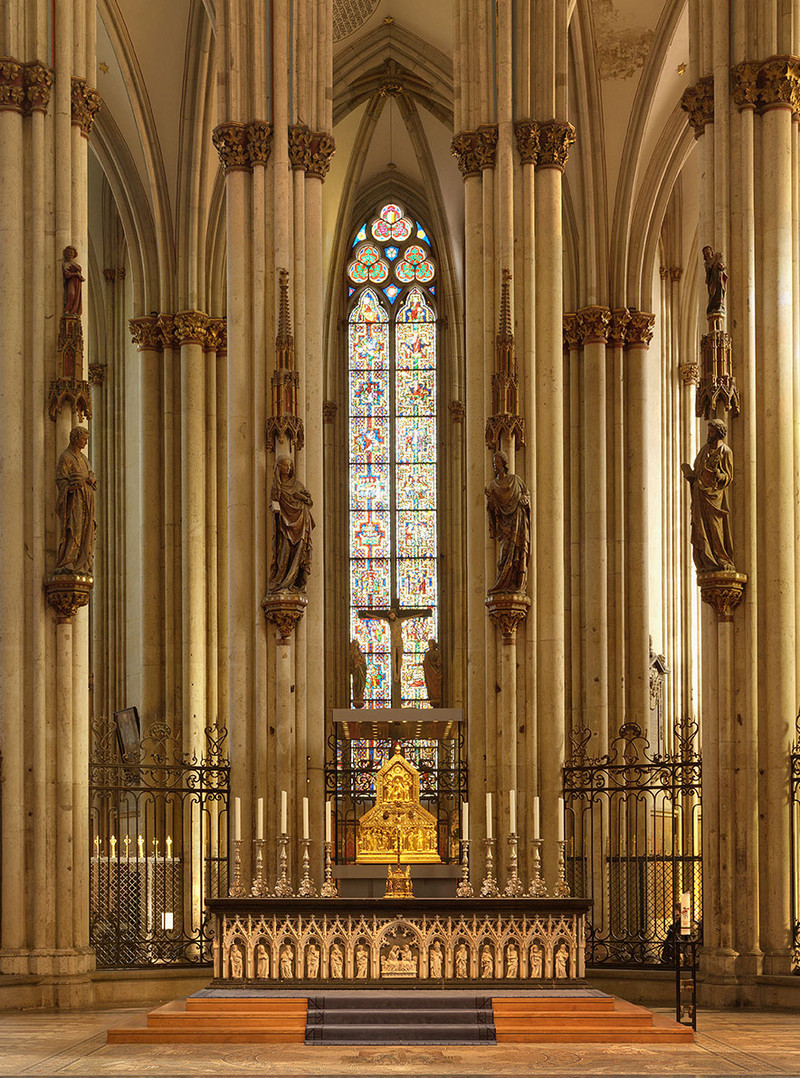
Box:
356 753 440 864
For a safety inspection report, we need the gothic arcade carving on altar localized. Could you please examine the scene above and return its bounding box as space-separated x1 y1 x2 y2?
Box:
356 753 440 863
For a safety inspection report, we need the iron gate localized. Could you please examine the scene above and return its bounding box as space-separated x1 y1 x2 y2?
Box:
563 719 702 967
89 718 229 968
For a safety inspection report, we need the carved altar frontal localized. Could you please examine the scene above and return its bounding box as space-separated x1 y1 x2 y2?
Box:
208 897 589 986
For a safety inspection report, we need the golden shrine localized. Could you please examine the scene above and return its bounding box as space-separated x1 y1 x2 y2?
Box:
356 753 441 864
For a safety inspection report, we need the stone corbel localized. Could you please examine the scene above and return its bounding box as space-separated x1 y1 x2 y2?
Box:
485 592 531 644
261 592 308 640
45 573 93 624
697 570 747 622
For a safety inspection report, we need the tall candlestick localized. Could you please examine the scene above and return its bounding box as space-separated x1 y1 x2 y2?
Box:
558 797 565 842
509 789 517 834
280 789 288 834
256 797 264 841
234 797 242 842
302 796 309 840
486 792 493 839
533 795 540 840
462 800 469 841
325 799 332 844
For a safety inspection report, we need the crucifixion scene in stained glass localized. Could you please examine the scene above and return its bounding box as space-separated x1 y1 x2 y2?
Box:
348 202 439 709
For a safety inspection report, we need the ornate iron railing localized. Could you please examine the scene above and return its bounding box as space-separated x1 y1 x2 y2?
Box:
89 718 229 968
563 719 702 967
791 712 800 972
325 726 466 863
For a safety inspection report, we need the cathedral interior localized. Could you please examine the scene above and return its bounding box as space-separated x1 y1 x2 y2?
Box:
2 0 800 1061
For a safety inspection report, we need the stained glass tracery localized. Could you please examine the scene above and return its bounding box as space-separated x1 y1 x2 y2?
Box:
348 204 438 709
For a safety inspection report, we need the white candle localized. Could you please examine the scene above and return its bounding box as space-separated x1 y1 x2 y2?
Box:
462 801 469 841
302 796 309 839
533 796 540 840
486 792 493 839
281 790 288 835
509 789 517 834
256 797 264 841
234 797 242 842
325 800 332 844
558 797 565 842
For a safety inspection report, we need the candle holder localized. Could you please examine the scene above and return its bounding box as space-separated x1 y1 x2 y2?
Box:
503 832 525 897
273 832 293 897
228 839 246 897
552 839 571 897
250 838 269 896
479 836 500 897
456 838 474 897
297 837 317 897
320 840 339 898
530 836 547 896
528 838 547 897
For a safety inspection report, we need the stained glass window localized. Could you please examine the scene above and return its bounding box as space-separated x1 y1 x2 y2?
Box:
348 203 438 710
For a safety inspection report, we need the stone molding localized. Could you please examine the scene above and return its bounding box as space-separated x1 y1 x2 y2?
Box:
288 124 336 178
212 120 273 172
0 57 53 114
450 124 498 177
71 76 101 135
680 75 713 136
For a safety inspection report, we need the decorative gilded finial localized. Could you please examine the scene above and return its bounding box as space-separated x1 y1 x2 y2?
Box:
485 269 525 449
267 268 304 450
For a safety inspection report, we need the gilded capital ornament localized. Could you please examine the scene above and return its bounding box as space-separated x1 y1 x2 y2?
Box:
536 120 576 171
129 316 162 351
608 308 631 346
680 75 714 136
212 121 250 172
204 317 227 353
288 124 335 178
173 309 209 347
731 62 760 110
288 124 312 169
0 57 25 111
156 314 176 349
625 311 656 347
23 61 53 113
576 305 611 345
451 124 498 177
756 54 800 115
679 361 699 386
513 120 539 165
70 76 101 135
246 120 272 166
562 313 581 350
88 363 106 387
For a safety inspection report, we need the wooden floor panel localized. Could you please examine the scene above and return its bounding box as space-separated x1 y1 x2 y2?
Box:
492 996 693 1044
106 997 307 1044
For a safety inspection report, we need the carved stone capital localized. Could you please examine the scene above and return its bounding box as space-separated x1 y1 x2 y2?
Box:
731 61 760 110
449 399 465 422
246 120 272 166
23 60 53 113
576 305 611 345
536 120 576 171
697 570 747 622
88 363 106 386
288 124 336 178
450 124 498 177
212 121 249 172
261 591 308 640
609 308 631 346
680 75 714 136
562 314 581 350
323 400 338 422
756 55 800 115
625 311 656 347
679 361 699 386
173 309 209 347
45 572 93 624
485 591 531 644
513 120 539 165
70 76 101 135
156 314 176 349
670 268 683 282
48 378 92 421
204 317 227 353
0 57 24 111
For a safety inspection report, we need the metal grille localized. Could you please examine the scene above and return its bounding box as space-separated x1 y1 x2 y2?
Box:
89 719 229 968
791 712 800 972
563 719 702 967
325 728 466 863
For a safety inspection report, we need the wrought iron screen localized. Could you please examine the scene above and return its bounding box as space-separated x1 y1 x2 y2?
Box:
791 712 800 972
89 719 229 968
563 720 702 967
325 726 466 863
